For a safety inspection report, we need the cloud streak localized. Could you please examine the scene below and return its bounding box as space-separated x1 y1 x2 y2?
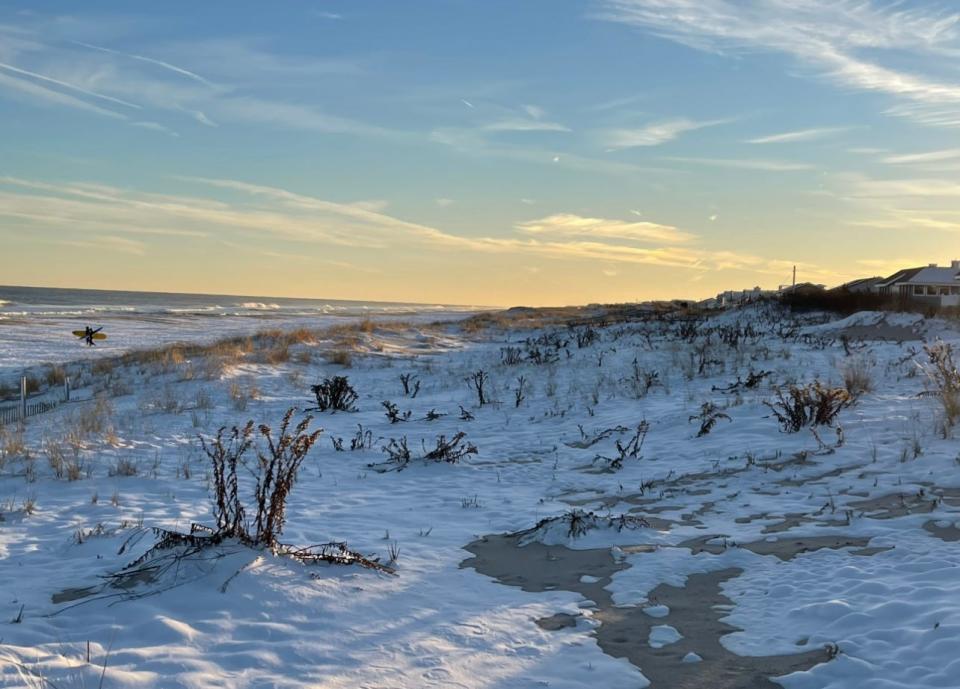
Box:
882 148 960 164
0 21 395 140
747 127 849 144
601 118 728 148
598 0 960 128
664 156 814 171
74 41 215 87
0 175 800 277
516 213 697 243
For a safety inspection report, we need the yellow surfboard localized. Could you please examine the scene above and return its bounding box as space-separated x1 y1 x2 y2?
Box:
72 331 107 340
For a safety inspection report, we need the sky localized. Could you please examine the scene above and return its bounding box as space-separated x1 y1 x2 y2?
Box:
1 1 960 307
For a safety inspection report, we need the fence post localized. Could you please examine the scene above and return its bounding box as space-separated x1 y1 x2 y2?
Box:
20 375 27 421
64 376 71 403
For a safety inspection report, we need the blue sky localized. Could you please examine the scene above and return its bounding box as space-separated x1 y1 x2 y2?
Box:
1 1 959 305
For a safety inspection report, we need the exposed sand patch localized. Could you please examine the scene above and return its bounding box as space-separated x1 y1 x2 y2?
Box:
839 324 920 341
462 534 830 688
678 534 883 561
923 520 960 542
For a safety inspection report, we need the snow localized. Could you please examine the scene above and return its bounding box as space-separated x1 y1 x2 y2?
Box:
642 605 670 618
648 625 682 648
1 305 960 688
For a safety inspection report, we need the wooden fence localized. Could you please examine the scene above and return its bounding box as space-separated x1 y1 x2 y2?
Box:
0 376 70 426
0 399 60 425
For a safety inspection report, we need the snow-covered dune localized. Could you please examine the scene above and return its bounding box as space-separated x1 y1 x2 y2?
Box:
1 305 959 688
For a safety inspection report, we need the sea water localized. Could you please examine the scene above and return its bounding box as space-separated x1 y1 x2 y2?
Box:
0 285 478 376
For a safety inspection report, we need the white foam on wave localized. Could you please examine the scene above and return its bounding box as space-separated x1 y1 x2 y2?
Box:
167 305 223 314
239 302 281 310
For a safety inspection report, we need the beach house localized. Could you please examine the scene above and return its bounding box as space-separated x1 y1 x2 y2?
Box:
876 261 960 307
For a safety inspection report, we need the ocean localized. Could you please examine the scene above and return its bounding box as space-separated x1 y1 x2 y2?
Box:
0 285 479 375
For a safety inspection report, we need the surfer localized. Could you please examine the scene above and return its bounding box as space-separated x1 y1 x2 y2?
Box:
81 326 103 346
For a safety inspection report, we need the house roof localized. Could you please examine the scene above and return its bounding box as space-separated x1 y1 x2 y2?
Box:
876 267 924 287
836 276 882 291
904 266 960 284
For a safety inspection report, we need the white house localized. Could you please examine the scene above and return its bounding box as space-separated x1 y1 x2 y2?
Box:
716 286 776 307
876 261 960 307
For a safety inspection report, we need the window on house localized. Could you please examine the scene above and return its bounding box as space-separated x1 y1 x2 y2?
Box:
952 287 960 295
940 286 950 295
927 285 937 296
914 285 924 295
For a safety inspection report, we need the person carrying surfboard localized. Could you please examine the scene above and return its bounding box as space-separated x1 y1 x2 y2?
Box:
73 326 105 346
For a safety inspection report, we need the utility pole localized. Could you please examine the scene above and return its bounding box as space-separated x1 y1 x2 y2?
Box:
792 265 796 291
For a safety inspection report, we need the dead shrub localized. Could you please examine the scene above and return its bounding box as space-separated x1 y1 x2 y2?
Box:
109 457 139 477
466 370 489 406
285 328 316 345
382 436 412 468
43 438 67 478
326 349 353 368
75 397 114 434
24 375 41 395
44 365 67 388
922 341 960 430
262 343 290 365
765 382 851 433
423 432 478 463
229 380 260 411
382 401 411 423
195 388 215 410
311 376 358 412
399 373 420 397
92 359 116 376
372 432 477 472
841 358 873 397
520 510 649 540
102 409 389 592
43 432 85 479
0 381 17 401
199 408 322 548
689 402 731 437
0 425 26 464
595 421 649 469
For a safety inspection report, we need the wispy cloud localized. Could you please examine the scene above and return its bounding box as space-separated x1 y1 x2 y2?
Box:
0 174 800 276
516 213 696 243
747 127 850 144
429 126 674 177
882 148 960 164
74 41 215 87
54 234 146 255
664 156 814 172
597 0 960 128
587 94 645 112
132 120 179 136
830 172 960 240
0 60 141 110
846 176 960 198
601 118 727 148
0 21 391 139
0 69 127 119
479 103 571 133
482 118 571 133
